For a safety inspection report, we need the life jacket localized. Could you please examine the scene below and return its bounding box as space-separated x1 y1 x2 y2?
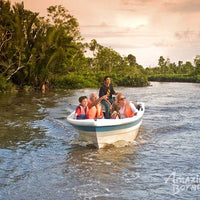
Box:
76 105 88 119
124 101 134 118
87 100 102 119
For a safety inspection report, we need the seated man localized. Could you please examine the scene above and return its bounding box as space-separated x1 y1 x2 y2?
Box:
87 93 108 119
99 76 118 119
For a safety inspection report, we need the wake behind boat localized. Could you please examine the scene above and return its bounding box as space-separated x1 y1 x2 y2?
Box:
67 102 145 148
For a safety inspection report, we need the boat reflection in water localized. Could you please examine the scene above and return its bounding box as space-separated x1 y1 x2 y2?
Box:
67 102 145 148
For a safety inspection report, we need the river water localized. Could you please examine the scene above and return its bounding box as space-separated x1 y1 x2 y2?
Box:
0 82 200 200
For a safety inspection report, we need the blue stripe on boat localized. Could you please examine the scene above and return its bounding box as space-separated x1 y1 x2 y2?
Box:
73 117 142 132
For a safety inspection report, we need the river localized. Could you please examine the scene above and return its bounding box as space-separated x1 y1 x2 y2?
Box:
0 82 200 200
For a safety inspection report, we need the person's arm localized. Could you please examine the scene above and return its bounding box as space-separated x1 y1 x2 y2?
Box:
89 95 108 108
130 102 138 115
73 107 81 119
99 109 105 119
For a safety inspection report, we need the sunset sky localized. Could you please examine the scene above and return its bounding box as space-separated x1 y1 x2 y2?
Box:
10 0 200 67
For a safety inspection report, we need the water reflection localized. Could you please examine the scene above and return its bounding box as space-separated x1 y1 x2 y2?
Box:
0 90 75 149
0 93 45 148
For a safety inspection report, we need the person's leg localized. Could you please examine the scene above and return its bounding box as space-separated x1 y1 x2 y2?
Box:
101 100 110 119
109 99 114 104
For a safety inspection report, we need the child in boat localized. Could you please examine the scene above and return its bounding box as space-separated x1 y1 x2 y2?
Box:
110 102 121 119
74 96 88 119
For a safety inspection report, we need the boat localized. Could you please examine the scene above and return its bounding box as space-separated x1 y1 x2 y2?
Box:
67 102 145 148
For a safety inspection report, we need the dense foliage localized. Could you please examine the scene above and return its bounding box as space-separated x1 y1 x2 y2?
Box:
145 56 200 83
0 1 87 91
0 1 149 92
1 1 199 92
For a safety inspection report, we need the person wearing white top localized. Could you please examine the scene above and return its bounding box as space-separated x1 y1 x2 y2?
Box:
116 93 138 119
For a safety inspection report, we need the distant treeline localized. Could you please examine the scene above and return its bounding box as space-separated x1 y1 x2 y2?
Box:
0 1 199 92
146 56 200 83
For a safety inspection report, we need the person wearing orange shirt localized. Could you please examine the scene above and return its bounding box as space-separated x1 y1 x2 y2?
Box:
87 93 109 119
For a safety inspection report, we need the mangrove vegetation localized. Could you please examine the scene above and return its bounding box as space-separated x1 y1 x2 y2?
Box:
146 56 200 83
0 0 200 92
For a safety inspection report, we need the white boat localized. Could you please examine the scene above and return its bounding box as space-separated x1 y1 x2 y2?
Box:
67 102 145 148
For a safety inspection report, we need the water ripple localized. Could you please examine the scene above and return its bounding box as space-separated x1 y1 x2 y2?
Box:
1 82 200 199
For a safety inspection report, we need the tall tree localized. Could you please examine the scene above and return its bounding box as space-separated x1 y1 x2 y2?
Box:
95 46 123 73
0 1 86 89
89 39 98 56
127 54 136 66
47 5 81 42
194 55 200 74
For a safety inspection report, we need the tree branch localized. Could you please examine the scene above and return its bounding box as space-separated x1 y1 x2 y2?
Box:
7 51 24 80
0 31 12 52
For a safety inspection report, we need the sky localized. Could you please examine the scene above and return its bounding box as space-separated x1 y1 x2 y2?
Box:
10 0 200 67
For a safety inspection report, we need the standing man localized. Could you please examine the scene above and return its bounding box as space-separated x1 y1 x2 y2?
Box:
99 76 118 118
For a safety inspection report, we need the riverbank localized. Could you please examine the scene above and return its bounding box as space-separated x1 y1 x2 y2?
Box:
0 72 150 93
148 74 200 83
52 72 150 88
2 71 200 93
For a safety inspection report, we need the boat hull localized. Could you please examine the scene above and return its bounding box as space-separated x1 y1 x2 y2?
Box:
73 118 142 148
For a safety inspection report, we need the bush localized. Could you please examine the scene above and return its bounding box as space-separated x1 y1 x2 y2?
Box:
0 75 16 92
114 74 149 87
52 72 100 89
148 74 199 83
52 72 150 89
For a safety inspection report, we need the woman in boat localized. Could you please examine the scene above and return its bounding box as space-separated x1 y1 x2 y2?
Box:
115 93 138 119
99 76 118 119
110 102 121 119
74 96 88 119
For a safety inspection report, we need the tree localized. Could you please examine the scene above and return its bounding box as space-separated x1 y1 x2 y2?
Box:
158 56 171 73
158 56 165 67
194 55 200 74
181 61 194 74
0 1 34 84
89 39 99 56
47 5 82 42
0 1 87 90
169 62 177 73
127 54 136 66
95 46 123 73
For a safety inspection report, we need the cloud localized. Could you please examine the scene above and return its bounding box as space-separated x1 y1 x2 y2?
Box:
174 30 200 41
163 0 200 13
120 0 156 6
80 23 157 43
154 40 174 47
81 22 115 29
